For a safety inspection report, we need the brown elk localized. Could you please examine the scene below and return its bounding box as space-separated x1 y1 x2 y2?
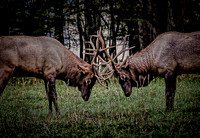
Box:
0 35 105 115
93 31 200 111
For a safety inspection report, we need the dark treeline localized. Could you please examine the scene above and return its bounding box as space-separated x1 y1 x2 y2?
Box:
0 0 200 62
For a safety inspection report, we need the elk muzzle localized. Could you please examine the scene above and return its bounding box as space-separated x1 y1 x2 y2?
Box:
81 88 91 101
122 85 132 97
124 89 132 97
82 95 89 101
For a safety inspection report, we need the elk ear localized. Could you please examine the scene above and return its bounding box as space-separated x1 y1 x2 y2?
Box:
120 74 127 81
78 65 88 74
122 64 129 71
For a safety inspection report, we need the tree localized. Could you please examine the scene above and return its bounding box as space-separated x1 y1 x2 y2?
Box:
0 0 199 58
118 0 140 54
0 0 9 36
75 0 84 59
53 0 65 44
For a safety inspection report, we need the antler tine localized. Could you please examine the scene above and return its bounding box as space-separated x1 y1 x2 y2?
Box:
100 46 116 52
90 27 112 61
97 64 114 81
82 52 96 56
98 68 114 81
122 35 130 49
84 39 96 55
97 55 110 64
84 27 117 88
102 70 114 80
112 46 135 61
119 56 128 68
92 65 108 88
84 49 96 51
112 35 135 61
94 74 108 88
85 34 100 64
85 37 95 49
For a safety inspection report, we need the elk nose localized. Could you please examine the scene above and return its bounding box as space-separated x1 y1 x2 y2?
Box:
83 95 89 101
125 92 131 97
125 89 132 97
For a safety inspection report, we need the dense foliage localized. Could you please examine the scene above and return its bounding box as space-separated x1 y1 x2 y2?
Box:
0 0 200 60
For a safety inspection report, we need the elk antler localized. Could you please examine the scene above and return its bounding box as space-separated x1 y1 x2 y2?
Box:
84 27 115 88
111 35 135 66
100 34 135 73
84 27 135 87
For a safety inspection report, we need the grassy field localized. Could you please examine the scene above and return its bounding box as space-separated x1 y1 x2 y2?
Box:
0 76 200 137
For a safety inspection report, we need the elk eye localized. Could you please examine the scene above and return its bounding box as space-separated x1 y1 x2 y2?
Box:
88 79 91 85
120 75 126 81
85 79 91 86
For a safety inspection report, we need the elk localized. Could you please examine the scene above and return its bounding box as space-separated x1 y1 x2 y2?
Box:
92 31 200 111
0 35 105 115
111 31 200 111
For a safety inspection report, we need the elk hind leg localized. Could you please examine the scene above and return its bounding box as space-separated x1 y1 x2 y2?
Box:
44 76 60 115
165 71 177 111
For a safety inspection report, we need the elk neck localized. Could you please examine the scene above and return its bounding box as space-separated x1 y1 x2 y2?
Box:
128 48 154 75
57 48 91 82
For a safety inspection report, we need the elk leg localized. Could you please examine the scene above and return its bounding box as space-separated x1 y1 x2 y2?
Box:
170 75 177 110
0 68 13 96
164 71 176 111
44 76 60 115
44 79 52 114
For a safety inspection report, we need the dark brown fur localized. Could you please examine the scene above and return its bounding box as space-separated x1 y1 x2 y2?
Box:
114 31 200 111
0 36 97 115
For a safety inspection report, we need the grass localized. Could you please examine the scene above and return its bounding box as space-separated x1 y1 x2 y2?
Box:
0 77 200 137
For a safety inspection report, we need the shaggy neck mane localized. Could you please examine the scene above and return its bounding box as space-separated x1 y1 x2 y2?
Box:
128 49 152 74
60 48 91 82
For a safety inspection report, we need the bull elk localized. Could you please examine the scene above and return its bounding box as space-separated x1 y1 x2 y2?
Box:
112 31 200 111
92 30 200 111
0 36 106 115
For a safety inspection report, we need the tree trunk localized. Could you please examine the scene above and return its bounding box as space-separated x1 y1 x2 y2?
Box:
109 0 117 62
0 0 9 36
54 0 64 44
138 0 168 49
128 23 139 55
76 0 84 59
138 0 153 49
167 0 176 31
83 1 97 63
170 0 185 32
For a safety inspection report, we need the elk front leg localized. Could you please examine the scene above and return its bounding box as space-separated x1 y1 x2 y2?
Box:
0 67 14 96
164 71 177 111
44 76 60 115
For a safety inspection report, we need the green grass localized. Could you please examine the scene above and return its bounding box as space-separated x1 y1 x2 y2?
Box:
0 77 200 137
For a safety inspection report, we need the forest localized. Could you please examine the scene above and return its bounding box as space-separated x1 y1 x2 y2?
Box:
1 0 200 137
0 0 200 62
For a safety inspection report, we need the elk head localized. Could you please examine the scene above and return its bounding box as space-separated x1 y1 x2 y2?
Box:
107 35 135 97
112 61 153 96
65 64 98 101
111 62 133 97
65 27 111 101
77 65 98 101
